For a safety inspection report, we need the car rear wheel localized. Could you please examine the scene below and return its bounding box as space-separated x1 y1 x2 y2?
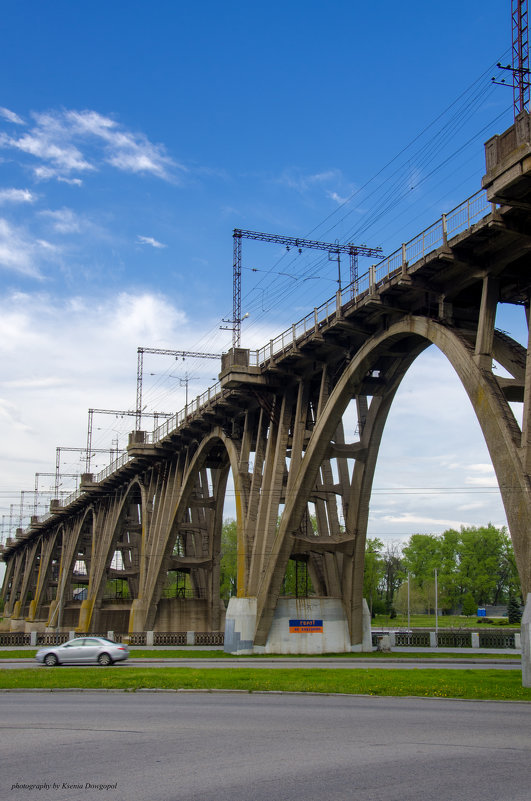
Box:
98 652 113 666
44 653 58 667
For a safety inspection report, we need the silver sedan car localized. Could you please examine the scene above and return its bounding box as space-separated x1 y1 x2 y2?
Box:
35 637 129 666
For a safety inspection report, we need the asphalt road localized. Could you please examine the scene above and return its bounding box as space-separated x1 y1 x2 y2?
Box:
1 692 530 801
0 656 521 670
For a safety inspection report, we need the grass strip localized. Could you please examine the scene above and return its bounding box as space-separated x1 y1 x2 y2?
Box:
0 667 530 701
0 649 519 660
129 650 519 660
371 613 517 629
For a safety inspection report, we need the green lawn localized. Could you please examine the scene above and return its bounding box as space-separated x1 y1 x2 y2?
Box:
0 666 529 701
0 649 519 660
372 613 514 628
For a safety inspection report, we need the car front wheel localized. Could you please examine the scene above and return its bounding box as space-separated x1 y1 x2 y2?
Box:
98 652 113 666
44 653 58 667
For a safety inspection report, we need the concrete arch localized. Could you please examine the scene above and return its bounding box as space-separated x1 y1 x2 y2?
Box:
30 523 66 622
51 510 97 630
111 477 147 524
83 479 146 632
256 316 531 644
173 427 243 544
130 427 242 632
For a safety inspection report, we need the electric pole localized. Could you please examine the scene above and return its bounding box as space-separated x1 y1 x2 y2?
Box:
226 229 383 348
493 0 530 118
136 347 220 430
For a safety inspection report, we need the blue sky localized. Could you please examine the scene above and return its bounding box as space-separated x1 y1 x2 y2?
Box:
0 1 521 550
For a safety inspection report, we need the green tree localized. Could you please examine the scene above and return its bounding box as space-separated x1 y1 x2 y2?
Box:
381 541 404 611
457 525 505 606
401 534 441 589
220 519 238 601
363 538 385 616
394 580 425 615
400 525 521 611
281 558 313 597
497 529 522 604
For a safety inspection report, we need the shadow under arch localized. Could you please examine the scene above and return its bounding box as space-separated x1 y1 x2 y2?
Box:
255 315 531 646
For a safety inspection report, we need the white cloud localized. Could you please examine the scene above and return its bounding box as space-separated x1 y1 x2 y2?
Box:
0 108 182 183
277 168 344 193
137 235 166 249
0 398 31 432
0 107 25 125
0 289 191 512
0 218 47 277
40 207 83 234
3 119 94 177
0 188 36 205
468 463 495 473
326 190 350 205
465 475 499 487
457 502 486 511
57 176 83 186
379 512 467 528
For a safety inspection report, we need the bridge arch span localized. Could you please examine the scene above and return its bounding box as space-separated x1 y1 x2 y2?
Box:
255 316 531 646
131 427 241 632
81 478 147 633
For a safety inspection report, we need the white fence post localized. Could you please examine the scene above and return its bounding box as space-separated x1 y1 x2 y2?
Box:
369 265 376 294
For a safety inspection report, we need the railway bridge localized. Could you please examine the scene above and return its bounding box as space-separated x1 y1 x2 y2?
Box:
2 115 531 655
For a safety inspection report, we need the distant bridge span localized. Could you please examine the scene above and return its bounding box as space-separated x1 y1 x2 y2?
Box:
2 115 531 652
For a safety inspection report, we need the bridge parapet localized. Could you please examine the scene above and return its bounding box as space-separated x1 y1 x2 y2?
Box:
483 110 531 205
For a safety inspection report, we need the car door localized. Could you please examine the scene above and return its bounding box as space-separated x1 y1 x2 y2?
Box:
59 638 86 663
80 638 102 662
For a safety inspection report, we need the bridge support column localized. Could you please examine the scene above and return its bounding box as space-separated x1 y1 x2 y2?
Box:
224 597 257 654
9 601 24 631
224 596 372 654
46 600 58 630
474 275 499 369
77 598 95 633
129 598 158 633
27 600 37 621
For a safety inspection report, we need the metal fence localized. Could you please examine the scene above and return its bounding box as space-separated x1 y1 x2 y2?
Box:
393 631 431 647
436 631 472 648
194 631 225 646
0 628 521 649
479 631 516 648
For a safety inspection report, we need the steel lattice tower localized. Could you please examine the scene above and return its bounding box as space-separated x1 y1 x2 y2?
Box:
513 0 530 115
